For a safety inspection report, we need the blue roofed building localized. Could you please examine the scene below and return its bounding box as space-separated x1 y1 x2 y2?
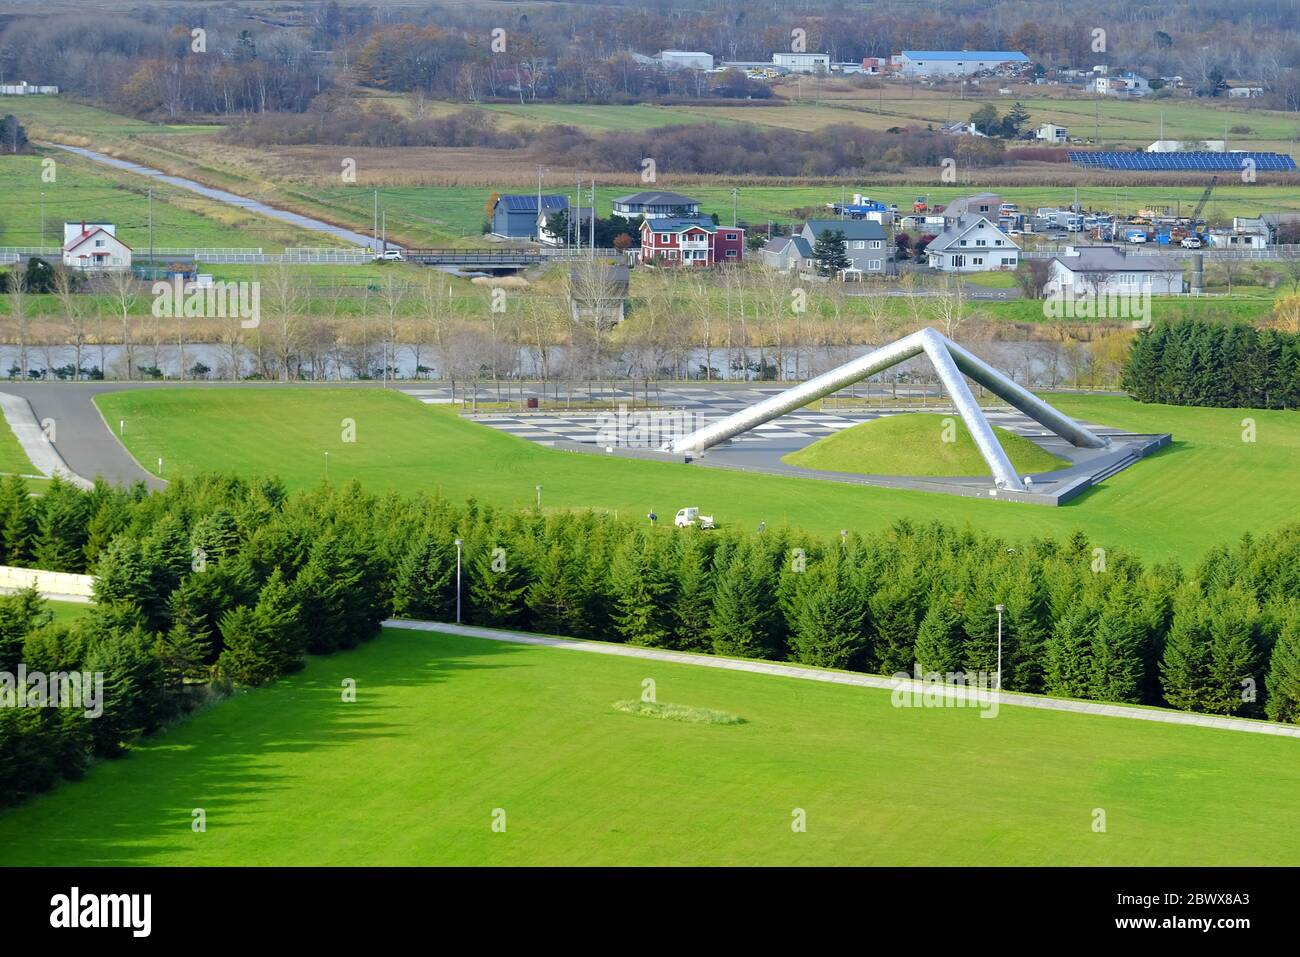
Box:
491 194 571 241
895 51 1030 77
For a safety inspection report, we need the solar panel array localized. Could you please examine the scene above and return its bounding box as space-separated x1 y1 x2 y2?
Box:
1068 151 1296 171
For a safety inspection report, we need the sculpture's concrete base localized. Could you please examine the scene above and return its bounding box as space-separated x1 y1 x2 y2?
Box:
545 411 1171 507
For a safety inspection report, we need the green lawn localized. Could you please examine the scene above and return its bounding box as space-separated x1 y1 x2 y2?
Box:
45 600 92 624
0 411 39 477
1 626 1295 865
92 387 1300 563
784 413 1067 476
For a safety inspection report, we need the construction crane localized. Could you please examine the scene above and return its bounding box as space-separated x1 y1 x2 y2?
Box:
1190 175 1218 226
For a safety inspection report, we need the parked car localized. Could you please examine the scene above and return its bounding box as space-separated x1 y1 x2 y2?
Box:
1180 236 1204 249
375 248 404 261
674 507 715 529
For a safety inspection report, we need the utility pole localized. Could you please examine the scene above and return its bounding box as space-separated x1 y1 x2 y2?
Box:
732 187 738 226
39 191 44 250
373 189 378 251
589 179 595 258
148 188 154 267
536 165 545 243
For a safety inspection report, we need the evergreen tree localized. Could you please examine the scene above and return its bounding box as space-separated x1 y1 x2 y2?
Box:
82 493 130 568
217 606 275 686
812 229 851 277
525 546 587 637
249 568 306 676
392 532 456 620
607 534 674 646
869 571 927 675
706 544 779 659
1003 569 1049 692
1160 590 1211 711
0 585 51 672
914 593 966 676
669 533 713 650
156 614 212 688
31 478 91 572
1203 586 1260 715
467 541 527 627
0 475 28 564
92 538 152 610
1089 595 1147 703
190 508 242 566
1044 605 1096 698
82 626 165 757
790 554 869 669
1264 611 1300 723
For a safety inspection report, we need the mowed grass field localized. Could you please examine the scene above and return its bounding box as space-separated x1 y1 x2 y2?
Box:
1 625 1295 866
93 387 1300 563
784 413 1067 476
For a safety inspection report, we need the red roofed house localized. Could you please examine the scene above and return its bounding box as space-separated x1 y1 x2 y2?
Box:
638 217 744 267
62 221 132 273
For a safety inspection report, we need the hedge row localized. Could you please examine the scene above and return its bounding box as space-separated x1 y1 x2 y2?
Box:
1123 320 1300 409
3 474 1300 809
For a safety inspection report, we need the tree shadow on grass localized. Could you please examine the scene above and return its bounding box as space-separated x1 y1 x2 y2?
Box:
1 630 532 866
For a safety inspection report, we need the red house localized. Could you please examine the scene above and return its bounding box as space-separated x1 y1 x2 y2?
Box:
638 217 744 267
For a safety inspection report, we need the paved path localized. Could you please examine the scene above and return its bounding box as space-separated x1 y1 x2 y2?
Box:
0 391 92 488
387 619 1300 740
0 383 165 489
51 144 383 250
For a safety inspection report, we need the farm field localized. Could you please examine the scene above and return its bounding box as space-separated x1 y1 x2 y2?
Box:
0 152 337 251
92 387 1300 563
8 97 1297 251
1 625 1295 866
274 183 1300 248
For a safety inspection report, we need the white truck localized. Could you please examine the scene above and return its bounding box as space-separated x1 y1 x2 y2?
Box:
674 507 715 529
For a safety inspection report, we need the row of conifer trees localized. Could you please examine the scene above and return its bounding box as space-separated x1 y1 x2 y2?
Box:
2 474 1299 808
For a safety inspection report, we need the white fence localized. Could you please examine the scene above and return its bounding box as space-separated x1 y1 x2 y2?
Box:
0 564 94 600
1025 244 1300 261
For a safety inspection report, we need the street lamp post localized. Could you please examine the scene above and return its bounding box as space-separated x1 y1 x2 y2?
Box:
455 539 464 624
994 604 1006 691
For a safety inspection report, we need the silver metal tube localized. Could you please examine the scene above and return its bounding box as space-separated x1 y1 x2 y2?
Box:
944 339 1107 448
668 327 1102 491
669 331 929 453
921 330 1025 490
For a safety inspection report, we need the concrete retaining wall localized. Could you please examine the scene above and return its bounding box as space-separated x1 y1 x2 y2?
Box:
0 564 95 599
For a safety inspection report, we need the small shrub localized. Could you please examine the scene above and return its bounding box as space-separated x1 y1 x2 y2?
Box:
612 700 745 725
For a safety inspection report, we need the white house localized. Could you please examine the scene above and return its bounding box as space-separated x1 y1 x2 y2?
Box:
1148 139 1225 153
1207 229 1266 249
771 52 830 73
1036 123 1068 143
62 222 131 273
926 216 1020 272
657 50 714 71
1045 246 1184 296
895 51 1029 78
1088 71 1150 96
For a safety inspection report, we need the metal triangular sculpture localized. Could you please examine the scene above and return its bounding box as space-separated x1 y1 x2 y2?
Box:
667 327 1107 492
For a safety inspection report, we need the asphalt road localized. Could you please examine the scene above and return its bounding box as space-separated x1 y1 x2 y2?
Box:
0 383 168 489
